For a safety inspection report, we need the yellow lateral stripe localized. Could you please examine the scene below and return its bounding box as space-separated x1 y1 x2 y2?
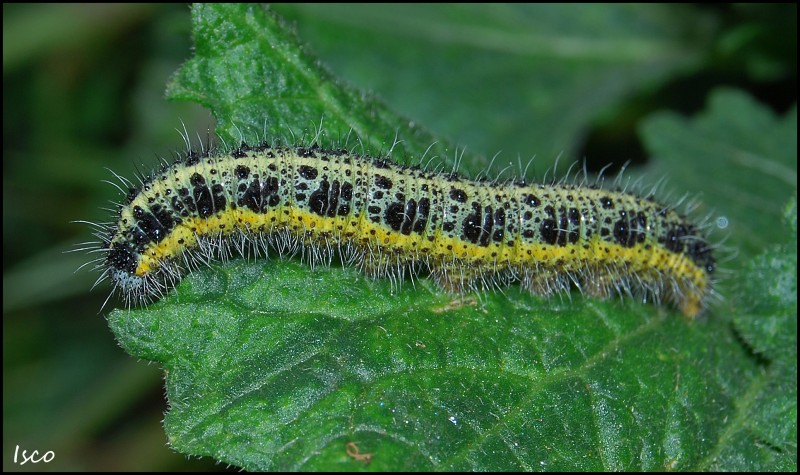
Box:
135 207 708 301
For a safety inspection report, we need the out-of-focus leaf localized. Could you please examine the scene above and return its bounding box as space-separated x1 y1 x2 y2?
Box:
272 4 715 174
167 3 469 170
640 89 797 261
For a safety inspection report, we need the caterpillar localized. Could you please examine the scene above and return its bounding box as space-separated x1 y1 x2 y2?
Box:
85 142 716 316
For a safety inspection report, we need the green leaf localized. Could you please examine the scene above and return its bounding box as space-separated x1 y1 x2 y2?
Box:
110 259 756 471
106 3 797 471
736 200 797 363
710 200 797 471
640 97 797 471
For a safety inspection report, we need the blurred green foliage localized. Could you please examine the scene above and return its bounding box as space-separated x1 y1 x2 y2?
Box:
3 3 795 471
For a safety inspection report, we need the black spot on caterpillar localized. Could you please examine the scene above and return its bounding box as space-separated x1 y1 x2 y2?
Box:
82 142 716 316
